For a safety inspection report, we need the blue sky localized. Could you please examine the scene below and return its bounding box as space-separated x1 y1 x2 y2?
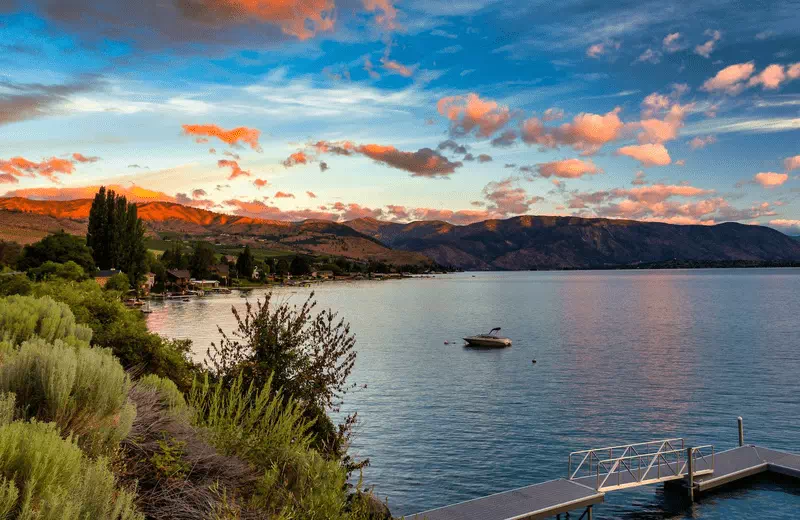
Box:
1 0 799 230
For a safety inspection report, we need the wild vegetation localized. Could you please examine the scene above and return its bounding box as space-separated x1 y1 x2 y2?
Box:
0 280 391 519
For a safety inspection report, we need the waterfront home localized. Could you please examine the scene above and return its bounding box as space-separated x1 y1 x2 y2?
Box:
210 263 230 283
313 270 335 280
141 272 156 294
167 269 191 290
94 269 120 287
191 279 219 290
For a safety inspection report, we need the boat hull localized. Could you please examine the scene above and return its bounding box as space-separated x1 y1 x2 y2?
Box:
463 336 512 348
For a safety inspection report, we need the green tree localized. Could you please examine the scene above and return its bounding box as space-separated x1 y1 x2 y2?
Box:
105 272 131 292
118 202 147 288
30 260 86 282
275 259 290 277
0 240 22 268
86 186 109 267
290 255 311 276
189 242 216 279
236 245 254 280
17 231 95 274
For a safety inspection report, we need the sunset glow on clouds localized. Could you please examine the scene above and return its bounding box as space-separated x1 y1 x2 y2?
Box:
0 0 798 231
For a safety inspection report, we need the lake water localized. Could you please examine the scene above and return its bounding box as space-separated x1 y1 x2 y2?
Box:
146 270 800 518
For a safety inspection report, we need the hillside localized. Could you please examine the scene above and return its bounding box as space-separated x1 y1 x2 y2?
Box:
346 215 800 270
0 198 431 266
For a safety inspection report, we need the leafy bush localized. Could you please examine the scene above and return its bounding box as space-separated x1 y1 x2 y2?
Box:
0 337 134 454
106 272 131 292
0 420 143 520
0 294 92 347
0 274 31 297
207 293 359 461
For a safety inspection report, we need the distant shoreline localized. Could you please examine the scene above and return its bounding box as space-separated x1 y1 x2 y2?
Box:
456 260 800 272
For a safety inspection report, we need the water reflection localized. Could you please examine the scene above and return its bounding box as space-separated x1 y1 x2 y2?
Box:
146 270 800 518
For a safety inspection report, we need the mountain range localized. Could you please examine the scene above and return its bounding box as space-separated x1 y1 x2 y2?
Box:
2 197 799 270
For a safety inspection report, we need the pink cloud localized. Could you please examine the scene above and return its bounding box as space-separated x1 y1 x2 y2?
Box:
753 172 789 188
0 156 75 183
536 158 602 179
196 0 335 40
274 191 295 198
363 0 398 30
71 153 100 163
662 32 683 52
748 64 787 89
2 184 175 202
543 108 564 122
437 93 511 138
689 135 717 150
253 178 269 189
217 159 251 180
617 143 672 166
283 151 309 167
784 155 800 171
701 62 755 94
381 56 415 77
312 140 462 178
770 219 800 230
695 29 721 58
586 43 605 58
306 191 317 198
521 108 624 154
182 124 262 151
482 178 542 215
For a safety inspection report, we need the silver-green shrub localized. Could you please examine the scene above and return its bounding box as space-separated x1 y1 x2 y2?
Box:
0 420 143 520
0 338 133 455
0 295 92 347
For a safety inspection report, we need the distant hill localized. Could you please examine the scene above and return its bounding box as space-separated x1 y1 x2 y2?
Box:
0 198 431 266
345 215 800 270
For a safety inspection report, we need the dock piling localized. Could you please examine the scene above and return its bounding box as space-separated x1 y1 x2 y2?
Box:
738 417 744 447
686 447 694 502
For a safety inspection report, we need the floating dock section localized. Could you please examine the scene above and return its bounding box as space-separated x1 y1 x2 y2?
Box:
411 419 799 520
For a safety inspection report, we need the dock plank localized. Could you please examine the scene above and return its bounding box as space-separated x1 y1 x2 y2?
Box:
410 479 603 520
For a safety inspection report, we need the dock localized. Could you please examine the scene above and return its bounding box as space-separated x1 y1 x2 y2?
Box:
411 419 799 520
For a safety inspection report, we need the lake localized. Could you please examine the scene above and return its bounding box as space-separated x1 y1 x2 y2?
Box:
146 269 800 518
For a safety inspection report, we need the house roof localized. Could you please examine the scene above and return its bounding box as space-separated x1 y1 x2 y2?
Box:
167 269 191 279
211 264 230 275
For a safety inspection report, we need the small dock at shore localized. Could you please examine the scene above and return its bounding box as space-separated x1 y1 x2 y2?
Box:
411 419 799 520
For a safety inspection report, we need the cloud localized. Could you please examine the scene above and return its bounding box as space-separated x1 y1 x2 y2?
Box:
253 178 269 189
223 198 338 221
71 153 100 163
586 43 605 58
380 56 415 77
521 108 624 154
770 219 800 230
306 191 317 198
617 143 672 166
482 177 542 216
490 130 517 147
176 191 215 208
635 48 661 64
536 158 602 178
0 156 75 183
217 159 251 180
477 154 493 163
2 184 175 202
662 32 683 52
701 62 756 94
283 151 309 167
363 0 399 31
437 93 511 138
632 171 647 185
784 155 800 171
542 108 564 122
182 124 262 151
695 29 721 58
274 191 295 199
363 57 380 79
0 77 97 127
438 140 468 155
319 161 329 172
632 102 692 144
178 0 336 41
689 135 717 149
753 172 788 188
192 189 207 198
313 140 462 177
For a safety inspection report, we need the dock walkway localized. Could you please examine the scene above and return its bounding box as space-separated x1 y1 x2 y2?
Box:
412 431 798 520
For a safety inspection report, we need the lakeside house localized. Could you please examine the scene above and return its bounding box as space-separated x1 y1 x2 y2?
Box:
94 269 119 287
313 270 335 280
167 269 191 290
191 279 220 290
142 272 156 294
210 263 230 284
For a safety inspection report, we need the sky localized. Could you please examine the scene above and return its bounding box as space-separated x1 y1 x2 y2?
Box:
1 0 799 231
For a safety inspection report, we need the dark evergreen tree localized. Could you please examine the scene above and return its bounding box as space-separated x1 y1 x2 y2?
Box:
290 255 311 276
189 242 216 279
236 245 254 279
86 186 108 268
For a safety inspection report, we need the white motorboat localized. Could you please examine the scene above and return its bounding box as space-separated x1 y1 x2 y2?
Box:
463 327 512 348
